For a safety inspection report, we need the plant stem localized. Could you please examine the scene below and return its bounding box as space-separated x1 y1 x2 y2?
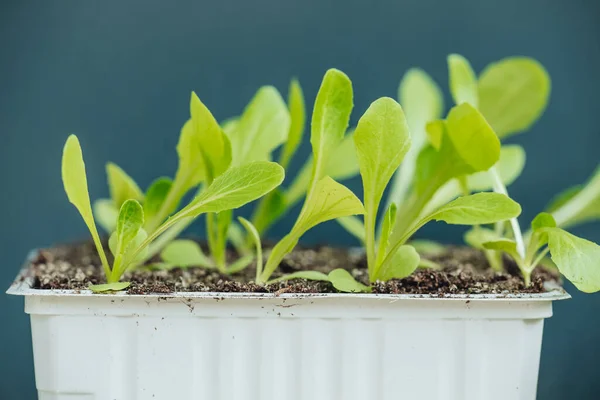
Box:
490 166 526 259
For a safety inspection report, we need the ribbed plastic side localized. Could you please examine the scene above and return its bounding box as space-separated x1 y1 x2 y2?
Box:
21 293 556 400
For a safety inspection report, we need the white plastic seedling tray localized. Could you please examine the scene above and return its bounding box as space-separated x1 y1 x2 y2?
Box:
8 269 569 400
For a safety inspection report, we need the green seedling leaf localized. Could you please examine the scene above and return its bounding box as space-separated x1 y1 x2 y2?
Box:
464 227 503 250
238 217 263 280
279 79 306 169
418 258 442 270
550 166 600 229
328 269 370 293
89 281 131 293
353 97 411 275
478 57 551 138
430 192 521 226
267 270 330 285
294 177 365 233
226 254 255 274
531 212 557 230
286 131 359 207
115 200 144 253
261 177 364 283
109 228 148 265
448 54 478 107
228 86 290 166
183 162 285 218
174 119 206 191
376 245 420 282
62 135 111 277
310 68 353 182
93 198 119 233
482 239 518 254
376 203 397 267
409 239 446 256
386 69 444 213
190 92 232 181
160 239 213 268
425 145 526 215
336 216 366 243
221 117 238 135
546 228 600 293
425 120 444 150
144 177 173 224
106 162 144 209
446 103 501 172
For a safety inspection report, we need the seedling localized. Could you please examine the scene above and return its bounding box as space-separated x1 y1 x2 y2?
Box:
260 70 522 292
62 135 284 292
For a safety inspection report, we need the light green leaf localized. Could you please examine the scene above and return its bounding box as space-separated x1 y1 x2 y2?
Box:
464 227 503 249
399 68 445 135
89 282 131 293
478 57 551 138
238 217 263 280
328 269 370 293
279 79 306 169
446 103 501 172
386 69 444 212
190 92 232 180
220 117 238 135
227 86 290 166
109 228 148 265
260 177 364 283
546 228 600 293
286 130 359 207
175 119 206 190
409 239 446 256
294 176 365 234
93 199 118 233
310 69 353 182
114 200 144 258
336 215 366 243
425 145 526 215
62 135 110 277
160 239 213 268
482 239 518 254
182 162 285 218
448 54 478 107
267 270 330 285
425 120 444 150
468 145 526 190
430 192 521 226
550 166 600 229
376 203 397 267
531 212 557 230
376 245 420 282
226 254 255 274
143 177 173 224
354 97 411 274
106 162 144 209
418 258 442 270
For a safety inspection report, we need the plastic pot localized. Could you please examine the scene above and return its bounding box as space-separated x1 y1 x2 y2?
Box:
8 264 569 400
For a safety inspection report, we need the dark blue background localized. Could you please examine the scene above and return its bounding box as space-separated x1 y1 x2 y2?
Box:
2 0 599 398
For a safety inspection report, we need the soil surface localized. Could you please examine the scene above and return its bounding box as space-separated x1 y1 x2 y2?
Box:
23 240 561 295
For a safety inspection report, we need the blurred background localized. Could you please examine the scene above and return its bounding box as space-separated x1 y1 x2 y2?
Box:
1 0 599 398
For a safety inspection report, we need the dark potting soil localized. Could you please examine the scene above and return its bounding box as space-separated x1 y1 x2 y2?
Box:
24 240 560 295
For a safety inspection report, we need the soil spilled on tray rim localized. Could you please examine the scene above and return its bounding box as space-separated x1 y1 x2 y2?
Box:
23 239 561 295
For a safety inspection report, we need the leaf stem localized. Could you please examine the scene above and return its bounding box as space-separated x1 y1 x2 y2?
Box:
490 166 526 259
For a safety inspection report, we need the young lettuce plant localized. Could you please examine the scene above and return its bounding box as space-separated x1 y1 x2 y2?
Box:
269 93 522 292
256 68 367 291
105 87 290 275
62 135 284 292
